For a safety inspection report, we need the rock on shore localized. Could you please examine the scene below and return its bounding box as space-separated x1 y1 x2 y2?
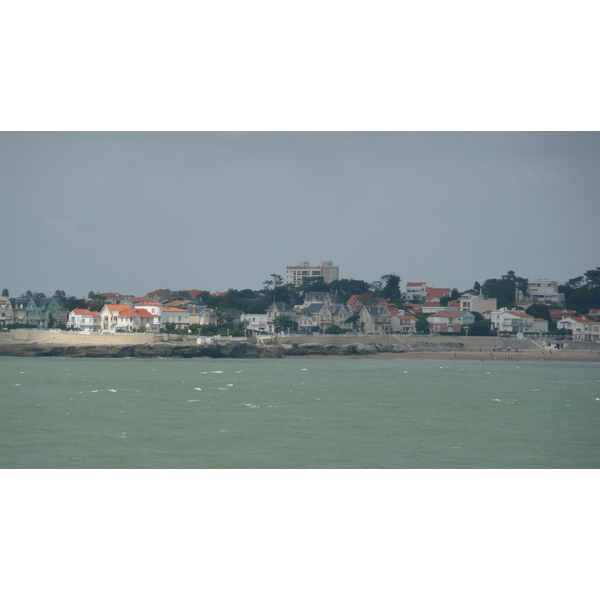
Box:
0 340 466 359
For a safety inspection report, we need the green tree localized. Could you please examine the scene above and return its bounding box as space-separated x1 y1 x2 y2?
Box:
324 325 345 335
296 276 328 294
59 296 87 311
525 303 554 329
345 312 360 328
381 274 402 301
482 271 528 307
273 314 295 333
329 279 371 302
560 268 600 313
415 313 429 333
584 267 600 287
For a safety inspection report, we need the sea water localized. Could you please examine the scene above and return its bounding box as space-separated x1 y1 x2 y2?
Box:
1 356 599 468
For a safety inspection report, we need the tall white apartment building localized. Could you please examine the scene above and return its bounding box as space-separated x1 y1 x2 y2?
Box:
286 261 339 285
527 279 565 305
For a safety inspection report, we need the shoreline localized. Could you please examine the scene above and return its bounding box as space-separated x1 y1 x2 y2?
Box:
0 340 598 362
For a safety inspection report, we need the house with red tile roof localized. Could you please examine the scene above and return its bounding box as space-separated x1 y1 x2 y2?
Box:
425 288 450 303
404 282 434 302
114 307 157 332
558 316 600 341
427 311 474 334
100 304 127 331
549 309 576 321
490 308 547 333
100 304 159 332
67 308 90 328
80 311 101 332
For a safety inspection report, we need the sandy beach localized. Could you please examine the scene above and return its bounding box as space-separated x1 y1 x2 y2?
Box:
362 349 600 363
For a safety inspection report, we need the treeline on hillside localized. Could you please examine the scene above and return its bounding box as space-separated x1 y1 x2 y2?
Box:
558 268 600 314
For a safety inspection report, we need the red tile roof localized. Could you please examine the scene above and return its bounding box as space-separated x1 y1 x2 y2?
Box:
118 308 154 318
184 290 205 298
103 304 126 312
426 288 450 300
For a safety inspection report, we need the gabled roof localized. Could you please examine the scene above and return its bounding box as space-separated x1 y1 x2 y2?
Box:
562 316 594 324
392 314 418 321
362 306 391 316
303 303 327 316
428 311 466 319
117 308 155 318
268 302 293 312
305 291 342 304
103 304 126 313
183 290 205 298
425 288 450 300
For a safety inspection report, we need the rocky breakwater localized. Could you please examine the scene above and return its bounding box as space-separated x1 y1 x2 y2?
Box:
0 340 465 358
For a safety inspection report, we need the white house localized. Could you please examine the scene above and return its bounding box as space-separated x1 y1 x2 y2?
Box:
491 308 536 333
0 298 14 327
532 318 549 334
404 282 434 302
114 307 157 332
67 308 89 329
427 311 474 334
79 311 101 332
100 304 127 331
558 316 600 341
134 302 163 330
240 313 273 334
161 307 190 328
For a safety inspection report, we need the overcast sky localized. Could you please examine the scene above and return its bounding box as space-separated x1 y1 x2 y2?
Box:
1 131 598 298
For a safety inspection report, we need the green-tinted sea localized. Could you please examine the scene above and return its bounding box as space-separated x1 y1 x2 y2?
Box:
1 356 599 468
